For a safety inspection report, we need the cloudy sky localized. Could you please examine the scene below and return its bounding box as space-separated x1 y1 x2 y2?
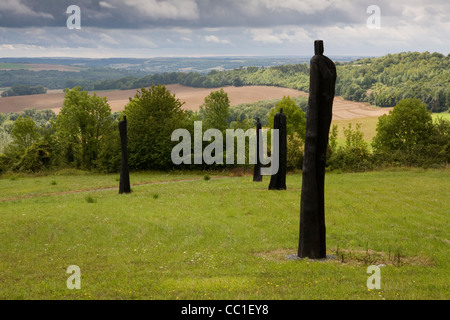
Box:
0 0 448 58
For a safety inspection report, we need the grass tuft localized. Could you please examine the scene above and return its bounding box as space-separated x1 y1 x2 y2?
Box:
85 194 97 203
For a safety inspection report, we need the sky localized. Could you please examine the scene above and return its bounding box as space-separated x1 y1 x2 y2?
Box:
0 0 448 58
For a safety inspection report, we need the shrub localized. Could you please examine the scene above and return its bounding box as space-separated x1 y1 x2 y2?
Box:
328 124 372 172
373 99 433 154
372 99 447 167
15 141 52 172
286 132 304 170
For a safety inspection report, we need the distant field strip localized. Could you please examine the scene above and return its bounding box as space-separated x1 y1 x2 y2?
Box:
0 84 391 120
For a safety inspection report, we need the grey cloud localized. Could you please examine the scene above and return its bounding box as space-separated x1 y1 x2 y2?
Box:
0 0 448 58
0 0 401 29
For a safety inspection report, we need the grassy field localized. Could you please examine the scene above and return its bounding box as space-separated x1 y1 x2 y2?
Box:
332 117 379 145
0 168 448 300
0 63 35 70
332 112 450 146
433 113 450 121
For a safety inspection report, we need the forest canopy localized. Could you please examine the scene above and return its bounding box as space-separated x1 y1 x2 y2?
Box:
0 51 447 112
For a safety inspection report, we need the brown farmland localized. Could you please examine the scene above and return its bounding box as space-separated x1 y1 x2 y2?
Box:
0 84 392 120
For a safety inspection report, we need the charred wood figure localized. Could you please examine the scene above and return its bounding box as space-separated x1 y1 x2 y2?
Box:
253 117 263 182
119 116 131 194
268 109 287 190
298 40 337 259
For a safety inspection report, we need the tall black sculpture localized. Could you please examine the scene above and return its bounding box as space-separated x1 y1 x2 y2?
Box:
298 40 336 259
253 118 263 182
268 108 287 190
119 116 131 194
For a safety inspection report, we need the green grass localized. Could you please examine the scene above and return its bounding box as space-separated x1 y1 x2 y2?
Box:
433 113 450 121
0 169 448 300
332 112 450 146
0 169 217 200
0 63 35 70
332 117 379 145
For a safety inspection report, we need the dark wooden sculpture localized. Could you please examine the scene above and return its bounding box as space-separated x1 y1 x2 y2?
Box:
298 40 336 259
119 116 131 194
268 108 287 190
253 118 263 182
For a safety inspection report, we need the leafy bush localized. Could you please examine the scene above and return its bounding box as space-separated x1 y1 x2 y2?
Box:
286 132 304 170
371 99 446 167
328 124 372 172
15 141 52 172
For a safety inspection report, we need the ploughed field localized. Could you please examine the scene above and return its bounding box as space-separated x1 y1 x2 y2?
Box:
0 84 391 120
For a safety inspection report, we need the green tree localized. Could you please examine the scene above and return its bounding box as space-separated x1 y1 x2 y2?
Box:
268 96 306 139
229 114 254 130
0 113 6 127
373 98 433 153
56 87 113 169
424 117 450 165
200 88 230 132
10 115 40 151
124 85 187 170
0 129 12 154
1 115 50 172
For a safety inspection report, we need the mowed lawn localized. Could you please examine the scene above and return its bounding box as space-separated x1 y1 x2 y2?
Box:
0 169 448 300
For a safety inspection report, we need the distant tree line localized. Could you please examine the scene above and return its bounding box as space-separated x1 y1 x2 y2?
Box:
92 52 450 112
76 51 450 113
0 86 448 175
1 51 447 112
1 84 46 97
336 52 449 112
0 68 147 90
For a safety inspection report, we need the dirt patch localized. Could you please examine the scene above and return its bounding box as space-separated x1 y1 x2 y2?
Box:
254 248 434 267
0 85 304 115
332 96 393 120
0 176 230 203
229 167 253 177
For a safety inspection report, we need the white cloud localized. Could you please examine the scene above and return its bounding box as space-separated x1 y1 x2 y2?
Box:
250 29 283 44
117 0 199 20
250 28 312 44
257 0 332 14
99 1 116 9
204 35 230 44
2 44 15 50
